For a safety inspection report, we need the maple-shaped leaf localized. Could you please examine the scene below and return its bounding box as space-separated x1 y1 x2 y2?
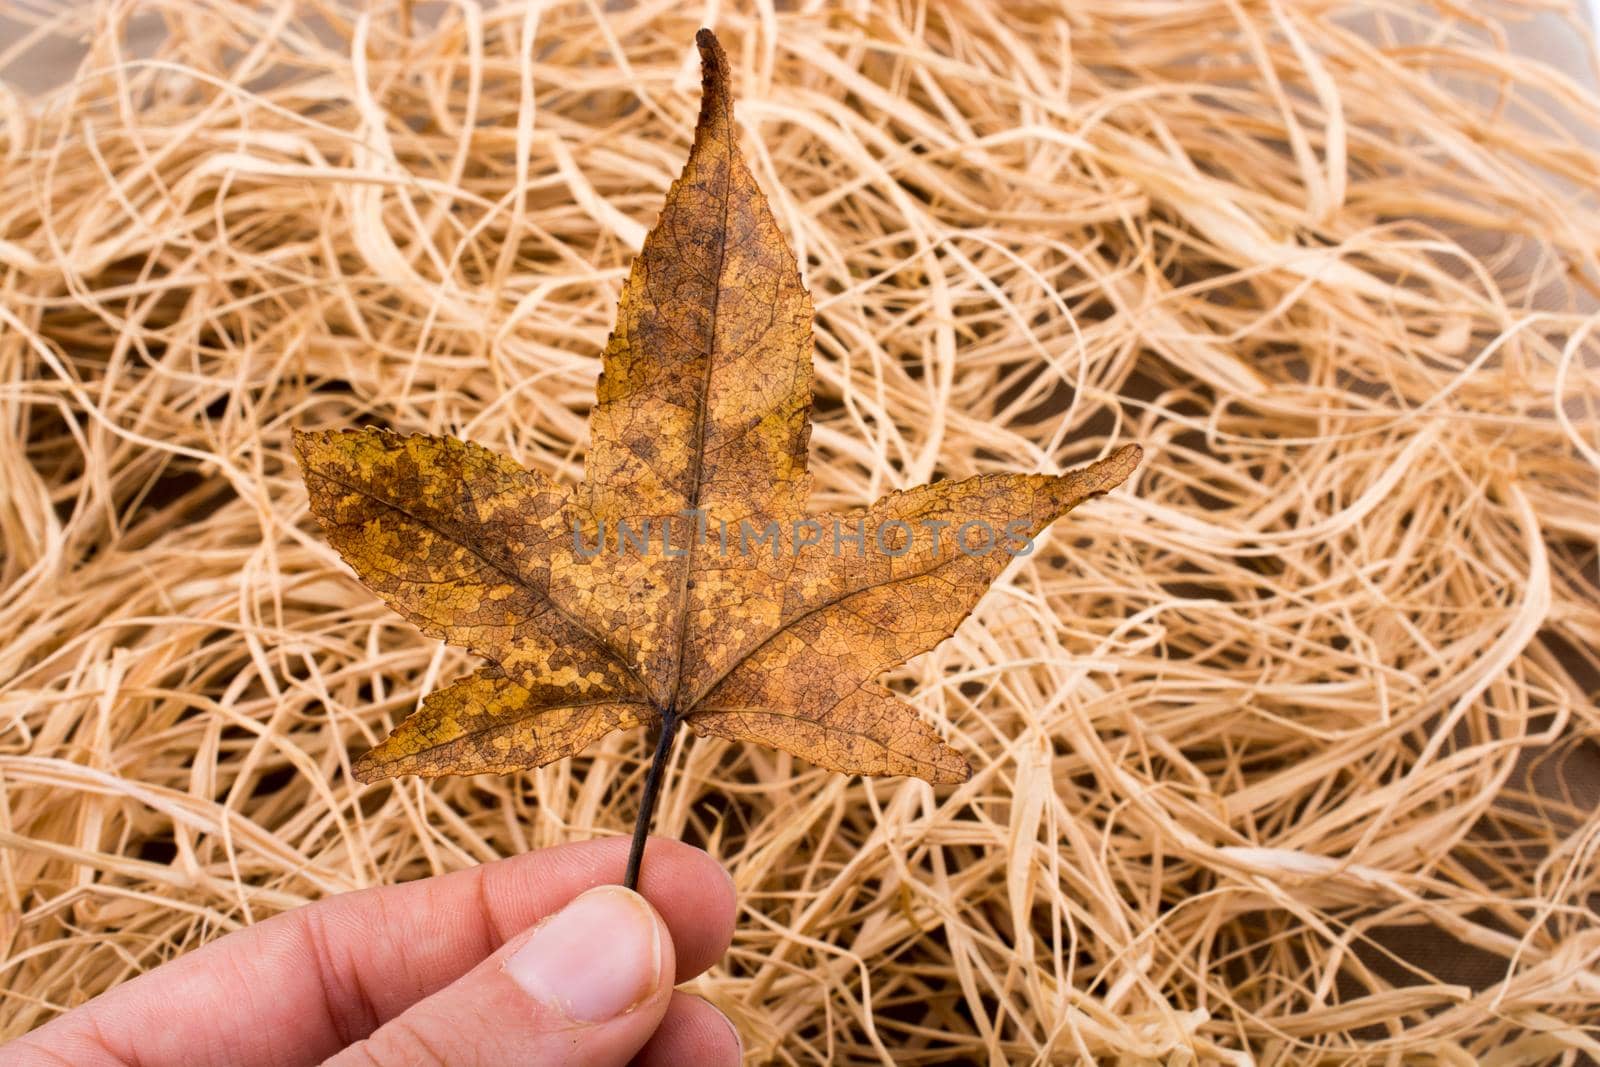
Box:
295 31 1139 818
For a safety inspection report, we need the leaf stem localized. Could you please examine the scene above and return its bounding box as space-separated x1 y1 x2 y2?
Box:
623 706 680 891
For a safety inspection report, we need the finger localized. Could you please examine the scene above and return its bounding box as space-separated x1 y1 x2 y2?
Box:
328 886 674 1067
11 836 734 1067
631 992 742 1067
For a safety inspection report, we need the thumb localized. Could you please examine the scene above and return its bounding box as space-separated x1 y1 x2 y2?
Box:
325 885 676 1067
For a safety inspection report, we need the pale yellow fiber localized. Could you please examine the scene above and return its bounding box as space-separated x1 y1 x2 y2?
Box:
1 2 1598 1063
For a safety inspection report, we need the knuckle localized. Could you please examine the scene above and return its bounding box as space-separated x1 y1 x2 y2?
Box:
294 902 382 1045
0 1036 94 1067
343 1015 454 1067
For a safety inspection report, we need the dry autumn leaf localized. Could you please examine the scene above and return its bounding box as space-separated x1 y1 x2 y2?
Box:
294 29 1140 885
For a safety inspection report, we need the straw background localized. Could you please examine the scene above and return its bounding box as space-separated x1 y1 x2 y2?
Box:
2 1 1599 1063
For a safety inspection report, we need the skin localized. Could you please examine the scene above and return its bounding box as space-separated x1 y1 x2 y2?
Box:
2 838 740 1067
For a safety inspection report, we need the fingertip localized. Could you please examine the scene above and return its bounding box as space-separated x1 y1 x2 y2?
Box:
631 992 741 1067
470 836 734 985
327 885 679 1067
501 885 675 1024
622 838 738 982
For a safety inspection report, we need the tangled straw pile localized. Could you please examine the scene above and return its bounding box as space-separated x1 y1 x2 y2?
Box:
2 1 1598 1062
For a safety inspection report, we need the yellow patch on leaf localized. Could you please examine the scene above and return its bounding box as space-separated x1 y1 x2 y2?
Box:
295 30 1139 788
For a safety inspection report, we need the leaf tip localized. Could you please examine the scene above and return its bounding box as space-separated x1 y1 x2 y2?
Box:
694 27 724 62
350 754 385 785
1084 442 1143 496
694 28 731 127
918 742 972 786
941 753 974 786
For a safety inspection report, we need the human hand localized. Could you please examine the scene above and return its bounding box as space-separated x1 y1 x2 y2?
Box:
3 837 740 1066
